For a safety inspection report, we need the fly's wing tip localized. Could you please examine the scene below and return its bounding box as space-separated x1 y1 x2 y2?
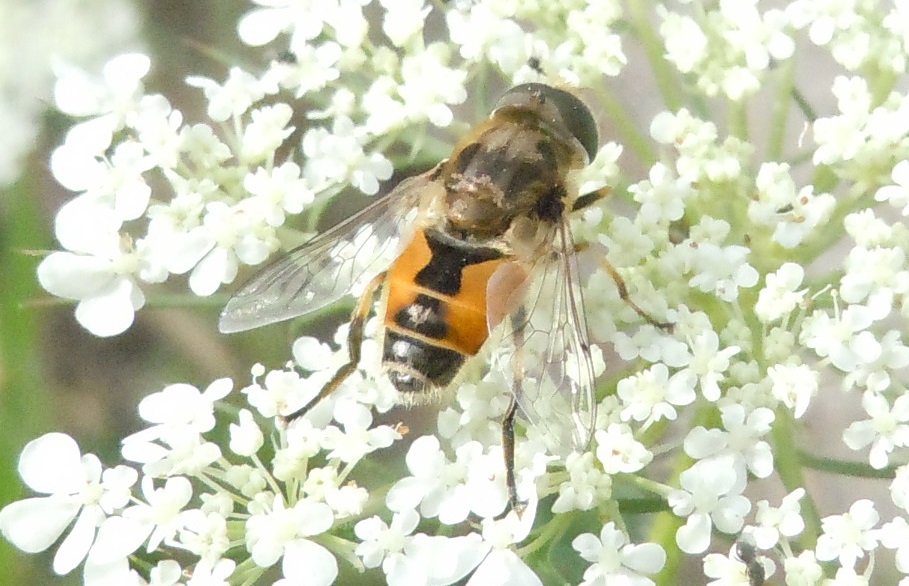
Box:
218 318 243 334
217 300 269 334
219 296 307 333
218 313 249 334
218 314 279 334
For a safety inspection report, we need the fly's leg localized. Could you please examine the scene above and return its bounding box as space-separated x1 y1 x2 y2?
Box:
501 394 520 514
572 240 672 330
600 259 673 330
571 187 610 212
283 271 387 423
570 188 673 330
501 305 528 515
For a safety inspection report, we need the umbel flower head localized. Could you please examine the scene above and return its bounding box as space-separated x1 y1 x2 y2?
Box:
5 0 909 584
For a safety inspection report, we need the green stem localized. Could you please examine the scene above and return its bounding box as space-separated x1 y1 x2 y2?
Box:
617 497 670 515
518 511 572 558
319 533 363 571
791 85 818 123
865 65 896 107
771 408 821 549
624 474 674 498
768 58 796 162
728 98 749 143
233 557 266 586
650 505 685 585
798 451 898 479
252 453 285 498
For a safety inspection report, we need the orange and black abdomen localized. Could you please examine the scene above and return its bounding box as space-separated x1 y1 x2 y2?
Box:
383 229 505 397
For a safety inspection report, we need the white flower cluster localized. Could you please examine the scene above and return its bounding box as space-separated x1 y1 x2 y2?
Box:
10 0 909 584
788 0 909 73
658 0 794 101
812 76 909 189
588 2 909 578
0 367 401 586
0 0 141 187
447 0 626 84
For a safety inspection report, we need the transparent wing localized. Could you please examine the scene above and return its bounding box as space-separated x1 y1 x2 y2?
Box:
219 170 436 333
490 221 597 454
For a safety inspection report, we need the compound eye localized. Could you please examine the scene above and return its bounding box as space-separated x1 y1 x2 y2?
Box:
494 83 599 163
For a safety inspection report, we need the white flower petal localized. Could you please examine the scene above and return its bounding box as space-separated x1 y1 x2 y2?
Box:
114 179 152 221
120 436 169 464
238 9 286 46
282 539 338 586
466 550 542 586
53 196 122 253
53 66 104 116
17 433 85 494
37 253 115 300
386 477 429 513
292 337 332 371
677 512 712 554
88 516 149 565
138 383 201 424
384 553 428 586
748 443 775 478
82 555 133 586
50 144 107 192
204 378 234 402
0 497 80 553
103 53 151 88
572 533 602 562
622 542 667 574
405 534 487 585
683 427 725 459
65 117 120 158
53 507 104 574
162 231 213 275
74 279 140 337
297 501 334 536
229 409 264 456
190 248 232 296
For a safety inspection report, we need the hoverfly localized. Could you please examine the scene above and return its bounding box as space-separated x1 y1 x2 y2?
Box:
220 83 605 509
